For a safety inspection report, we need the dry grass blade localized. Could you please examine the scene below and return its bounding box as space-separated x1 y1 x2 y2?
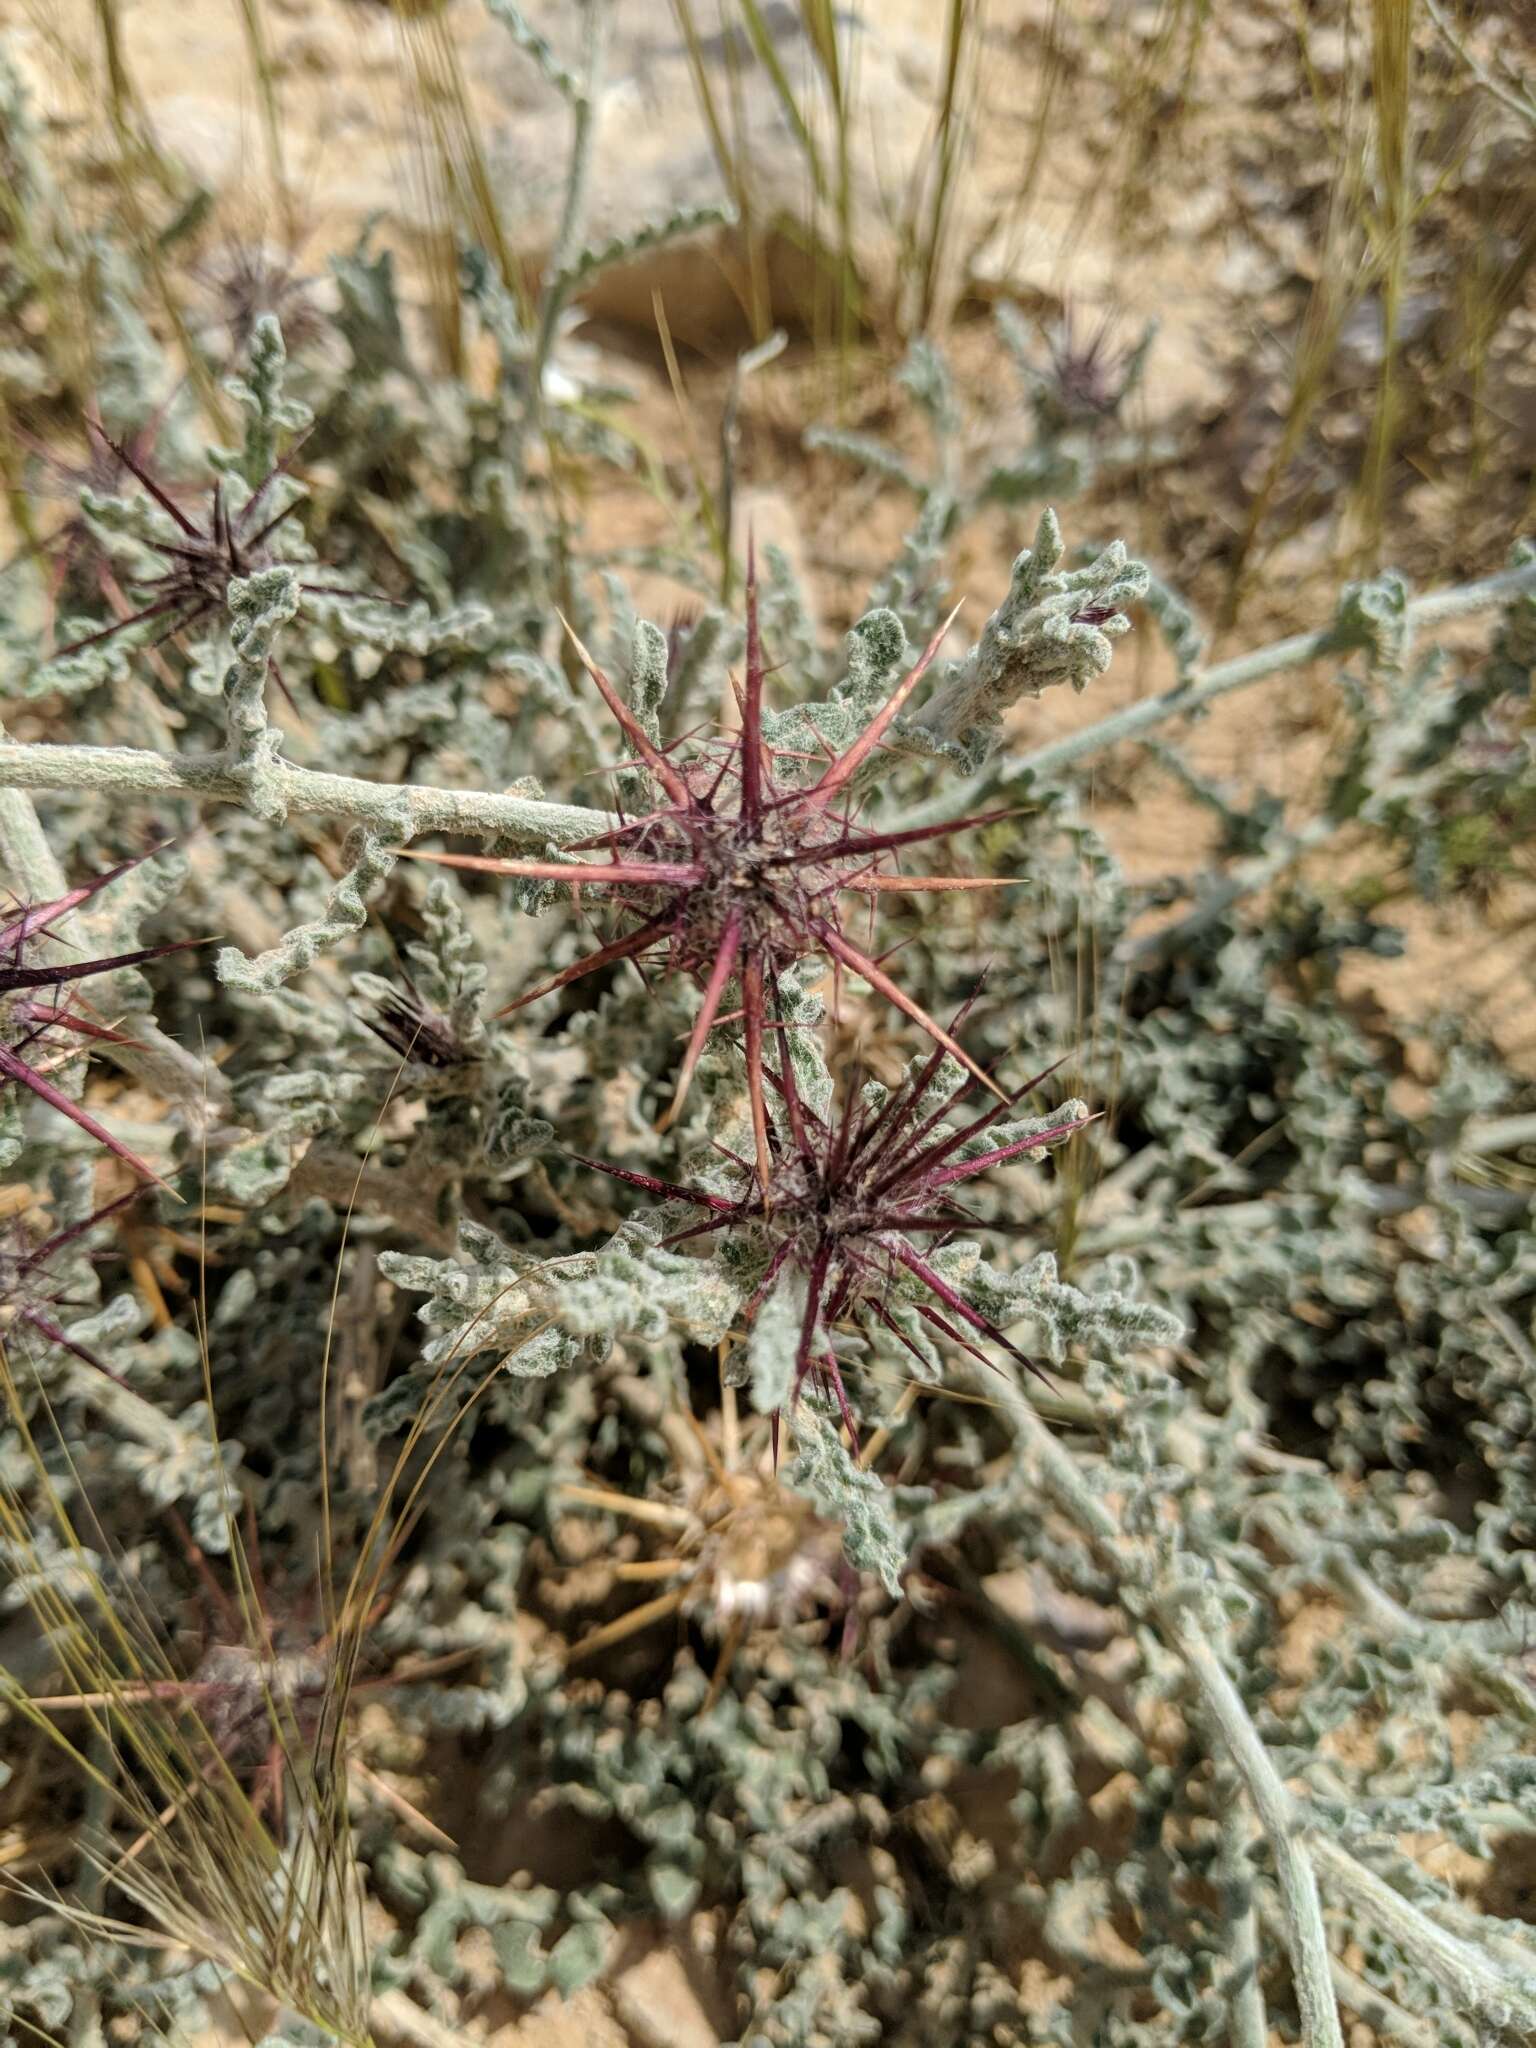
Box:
0 1039 529 2038
385 0 523 372
669 0 862 353
0 1349 375 2045
1220 34 1368 624
232 0 292 228
19 0 229 430
898 0 982 334
669 0 773 340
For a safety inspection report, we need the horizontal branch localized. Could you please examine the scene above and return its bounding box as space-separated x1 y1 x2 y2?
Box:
0 739 615 848
1014 555 1536 781
4 557 1530 858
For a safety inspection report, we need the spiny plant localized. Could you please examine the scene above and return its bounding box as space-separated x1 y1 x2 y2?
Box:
9 406 177 651
5 10 1536 2035
27 1500 460 1852
558 1388 852 1708
0 1185 142 1378
1026 299 1157 433
577 1024 1093 1443
51 414 367 694
0 1211 503 2047
407 564 1019 1191
1 850 197 1184
192 231 324 362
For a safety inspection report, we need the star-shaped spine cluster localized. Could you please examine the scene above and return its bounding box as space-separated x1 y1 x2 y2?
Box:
53 420 366 703
413 563 1013 1191
579 1026 1092 1447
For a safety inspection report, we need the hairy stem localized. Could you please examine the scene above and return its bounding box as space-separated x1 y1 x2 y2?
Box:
0 739 614 846
1307 1832 1536 2033
1011 556 1536 781
1215 1776 1270 2048
532 0 611 383
1169 1610 1342 2048
976 1359 1343 2046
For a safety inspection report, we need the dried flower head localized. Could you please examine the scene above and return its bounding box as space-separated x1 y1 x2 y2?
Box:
1034 302 1153 430
409 560 1014 1191
360 976 475 1070
560 1398 848 1707
195 236 324 359
580 1024 1092 1443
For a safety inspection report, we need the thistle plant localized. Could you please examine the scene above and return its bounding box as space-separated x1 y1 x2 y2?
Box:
192 233 324 362
0 1361 377 2048
1016 298 1157 434
557 1389 850 1709
0 1185 142 1377
6 15 1536 2040
579 1029 1092 1442
51 413 365 702
1 850 197 1182
26 1501 458 1852
407 568 1016 1191
10 408 177 649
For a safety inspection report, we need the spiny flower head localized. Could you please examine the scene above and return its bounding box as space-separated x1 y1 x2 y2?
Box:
410 557 1015 1189
559 1402 848 1705
52 419 365 700
13 406 177 610
359 975 476 1071
578 1023 1092 1447
195 236 323 359
1035 302 1154 431
1 850 198 1184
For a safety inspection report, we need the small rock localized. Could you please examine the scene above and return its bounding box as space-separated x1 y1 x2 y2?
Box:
609 1946 720 2048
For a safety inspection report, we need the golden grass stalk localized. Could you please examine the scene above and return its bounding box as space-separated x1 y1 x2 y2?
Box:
232 0 293 232
17 0 229 431
669 0 862 356
385 0 522 374
0 1351 375 2045
897 0 983 335
0 1037 552 2036
1356 0 1416 560
670 0 775 341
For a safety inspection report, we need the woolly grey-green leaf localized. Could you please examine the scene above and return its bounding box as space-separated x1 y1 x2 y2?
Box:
555 202 737 293
747 1269 806 1415
216 827 400 992
912 509 1150 769
786 1400 905 1596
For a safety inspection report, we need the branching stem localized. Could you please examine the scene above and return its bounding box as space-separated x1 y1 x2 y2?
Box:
1011 555 1536 780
